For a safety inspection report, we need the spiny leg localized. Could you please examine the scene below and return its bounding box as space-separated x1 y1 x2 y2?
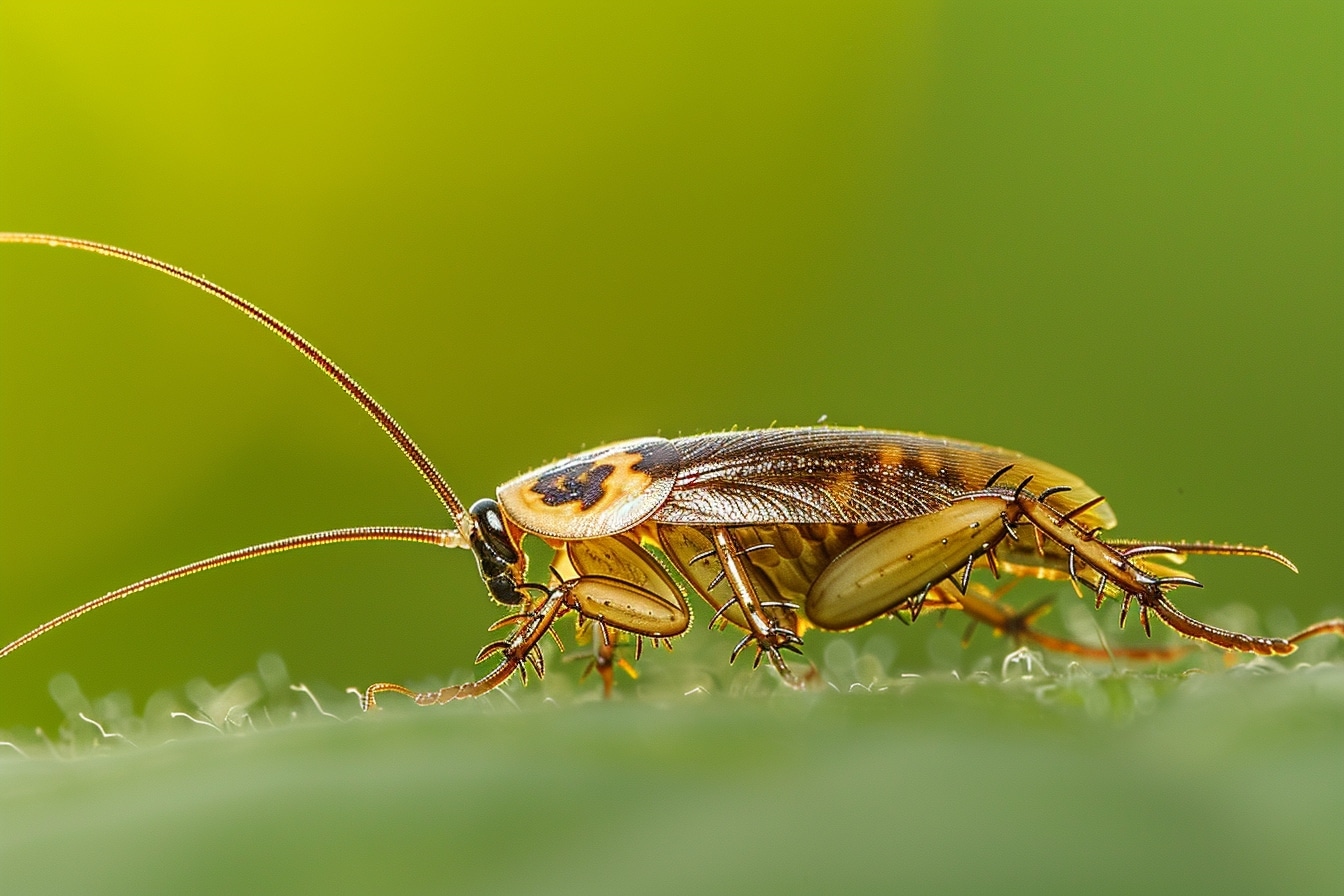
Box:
360 589 569 709
1100 545 1340 657
551 558 632 694
710 528 810 688
570 621 643 696
588 624 621 696
559 535 690 696
996 484 1327 660
955 583 1186 663
1141 593 1344 657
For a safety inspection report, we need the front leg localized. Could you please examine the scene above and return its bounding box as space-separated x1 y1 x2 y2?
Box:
557 534 691 695
360 587 568 709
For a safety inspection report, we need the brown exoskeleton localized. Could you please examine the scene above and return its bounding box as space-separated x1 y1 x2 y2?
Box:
3 233 1341 708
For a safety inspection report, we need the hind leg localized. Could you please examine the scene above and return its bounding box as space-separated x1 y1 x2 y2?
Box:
1146 595 1344 656
953 582 1187 663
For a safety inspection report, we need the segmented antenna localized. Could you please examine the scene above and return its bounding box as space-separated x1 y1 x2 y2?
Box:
0 233 470 530
0 527 467 660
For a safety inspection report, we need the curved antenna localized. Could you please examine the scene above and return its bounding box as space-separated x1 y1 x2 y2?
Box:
0 526 468 660
0 233 470 530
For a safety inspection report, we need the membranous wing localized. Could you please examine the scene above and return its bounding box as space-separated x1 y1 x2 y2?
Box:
654 428 1116 529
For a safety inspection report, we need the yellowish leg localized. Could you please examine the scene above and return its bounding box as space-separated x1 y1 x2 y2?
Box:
360 590 568 709
954 583 1187 663
711 528 812 688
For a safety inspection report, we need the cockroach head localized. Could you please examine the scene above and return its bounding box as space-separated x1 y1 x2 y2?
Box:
465 498 529 606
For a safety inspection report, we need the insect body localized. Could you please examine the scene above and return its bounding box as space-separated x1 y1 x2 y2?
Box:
3 233 1341 708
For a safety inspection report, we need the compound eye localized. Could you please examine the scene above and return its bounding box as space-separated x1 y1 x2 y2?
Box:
469 498 518 565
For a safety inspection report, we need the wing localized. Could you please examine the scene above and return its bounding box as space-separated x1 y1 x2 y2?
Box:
652 428 1117 529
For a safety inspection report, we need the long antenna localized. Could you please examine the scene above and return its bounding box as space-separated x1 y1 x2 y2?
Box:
0 527 468 659
0 232 470 529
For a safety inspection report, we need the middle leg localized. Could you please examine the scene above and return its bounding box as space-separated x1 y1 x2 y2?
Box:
711 527 811 688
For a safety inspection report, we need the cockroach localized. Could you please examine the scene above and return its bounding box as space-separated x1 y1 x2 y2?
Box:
3 233 1341 709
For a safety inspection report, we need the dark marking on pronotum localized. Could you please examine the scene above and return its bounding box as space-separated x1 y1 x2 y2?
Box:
532 461 614 509
630 440 681 479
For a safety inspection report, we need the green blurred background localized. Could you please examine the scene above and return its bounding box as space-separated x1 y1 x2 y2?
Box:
1 2 1341 892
